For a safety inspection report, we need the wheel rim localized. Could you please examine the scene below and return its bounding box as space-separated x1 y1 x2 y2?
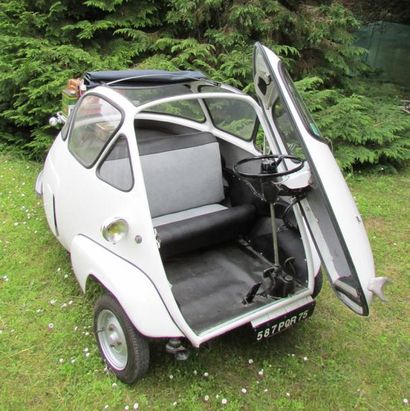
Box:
97 309 128 370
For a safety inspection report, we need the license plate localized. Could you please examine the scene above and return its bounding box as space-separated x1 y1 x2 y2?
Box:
254 302 315 341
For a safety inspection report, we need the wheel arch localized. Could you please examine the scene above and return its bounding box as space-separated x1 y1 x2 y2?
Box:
85 273 107 296
70 234 183 338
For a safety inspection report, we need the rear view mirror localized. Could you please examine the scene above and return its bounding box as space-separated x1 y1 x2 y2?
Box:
49 111 66 128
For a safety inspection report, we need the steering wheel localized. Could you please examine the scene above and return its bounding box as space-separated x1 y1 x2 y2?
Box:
234 154 304 181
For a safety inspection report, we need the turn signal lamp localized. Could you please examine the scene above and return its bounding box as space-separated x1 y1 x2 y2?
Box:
102 218 129 244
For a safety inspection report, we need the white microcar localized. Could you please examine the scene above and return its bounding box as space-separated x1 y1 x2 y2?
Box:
36 43 388 384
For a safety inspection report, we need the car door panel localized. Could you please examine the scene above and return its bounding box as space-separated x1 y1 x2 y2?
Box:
253 43 377 315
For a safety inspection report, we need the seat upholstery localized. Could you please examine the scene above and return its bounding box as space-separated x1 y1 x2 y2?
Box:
138 130 255 258
155 204 256 259
152 204 227 226
139 132 224 217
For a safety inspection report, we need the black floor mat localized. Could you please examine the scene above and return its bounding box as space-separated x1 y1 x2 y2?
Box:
164 242 272 333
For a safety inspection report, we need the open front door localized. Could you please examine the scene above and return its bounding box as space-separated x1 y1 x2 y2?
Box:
253 43 383 315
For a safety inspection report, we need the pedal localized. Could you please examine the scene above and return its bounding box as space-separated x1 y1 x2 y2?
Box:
242 282 262 305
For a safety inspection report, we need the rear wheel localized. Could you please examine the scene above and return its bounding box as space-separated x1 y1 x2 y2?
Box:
94 293 149 384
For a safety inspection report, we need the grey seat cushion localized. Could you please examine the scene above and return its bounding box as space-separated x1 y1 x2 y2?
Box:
152 204 227 226
139 132 224 218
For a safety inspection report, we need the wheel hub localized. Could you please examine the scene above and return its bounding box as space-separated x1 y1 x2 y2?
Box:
97 309 128 370
108 328 122 347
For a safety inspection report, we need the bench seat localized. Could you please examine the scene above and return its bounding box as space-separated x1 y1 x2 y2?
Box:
155 204 255 259
152 204 227 226
138 129 255 259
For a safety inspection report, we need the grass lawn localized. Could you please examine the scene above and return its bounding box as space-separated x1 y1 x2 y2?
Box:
0 154 409 411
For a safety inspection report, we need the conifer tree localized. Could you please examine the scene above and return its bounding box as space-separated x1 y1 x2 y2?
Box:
0 0 408 170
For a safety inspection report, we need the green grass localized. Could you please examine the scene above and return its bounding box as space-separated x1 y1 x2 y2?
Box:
0 154 409 411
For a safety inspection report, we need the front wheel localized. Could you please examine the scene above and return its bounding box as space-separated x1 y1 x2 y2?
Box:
312 270 323 299
94 293 149 384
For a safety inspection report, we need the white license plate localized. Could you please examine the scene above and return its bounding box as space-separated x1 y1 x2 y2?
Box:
254 302 315 341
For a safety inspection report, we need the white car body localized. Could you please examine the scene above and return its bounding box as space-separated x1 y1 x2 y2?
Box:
37 44 387 360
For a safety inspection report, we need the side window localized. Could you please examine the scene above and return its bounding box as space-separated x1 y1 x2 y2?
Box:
97 136 133 191
68 95 122 167
203 96 257 140
254 123 266 152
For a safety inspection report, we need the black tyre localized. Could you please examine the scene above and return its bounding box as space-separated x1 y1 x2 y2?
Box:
94 293 149 384
312 269 323 299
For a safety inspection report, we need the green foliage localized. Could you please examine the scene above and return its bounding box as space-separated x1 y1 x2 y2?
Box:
297 3 368 80
0 0 162 158
298 78 410 171
0 0 408 170
347 0 410 25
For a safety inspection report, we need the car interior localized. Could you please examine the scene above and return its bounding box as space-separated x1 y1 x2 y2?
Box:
135 118 310 332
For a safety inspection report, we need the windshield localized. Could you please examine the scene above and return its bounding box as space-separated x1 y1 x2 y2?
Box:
279 64 322 140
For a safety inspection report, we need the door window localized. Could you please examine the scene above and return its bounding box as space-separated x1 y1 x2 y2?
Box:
68 95 122 167
97 136 134 191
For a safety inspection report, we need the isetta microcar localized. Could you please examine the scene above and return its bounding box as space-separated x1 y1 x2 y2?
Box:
36 43 388 384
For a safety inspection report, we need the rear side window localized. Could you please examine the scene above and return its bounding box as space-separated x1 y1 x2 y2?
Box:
201 87 257 140
97 136 134 191
205 98 257 140
68 95 122 167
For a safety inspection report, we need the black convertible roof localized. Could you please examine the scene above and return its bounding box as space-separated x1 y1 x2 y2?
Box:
83 70 207 88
